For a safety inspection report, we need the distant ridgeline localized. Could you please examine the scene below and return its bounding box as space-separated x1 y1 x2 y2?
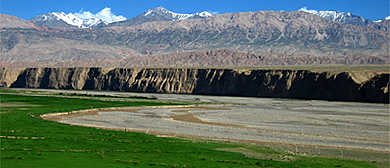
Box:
1 68 388 103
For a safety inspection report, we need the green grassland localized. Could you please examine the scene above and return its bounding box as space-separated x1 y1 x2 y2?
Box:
0 90 387 168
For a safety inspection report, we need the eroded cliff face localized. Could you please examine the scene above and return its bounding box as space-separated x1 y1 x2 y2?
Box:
0 67 388 103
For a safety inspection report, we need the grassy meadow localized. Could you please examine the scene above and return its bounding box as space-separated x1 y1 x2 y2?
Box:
0 89 387 168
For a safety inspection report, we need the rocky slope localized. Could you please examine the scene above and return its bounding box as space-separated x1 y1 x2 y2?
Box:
369 19 390 31
0 14 36 29
102 11 389 56
1 67 388 103
0 28 141 64
6 49 387 68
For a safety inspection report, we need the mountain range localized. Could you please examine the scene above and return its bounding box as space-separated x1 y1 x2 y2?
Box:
29 7 212 29
28 7 389 29
0 7 389 67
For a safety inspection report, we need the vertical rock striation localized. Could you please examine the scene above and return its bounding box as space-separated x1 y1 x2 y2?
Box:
0 67 388 103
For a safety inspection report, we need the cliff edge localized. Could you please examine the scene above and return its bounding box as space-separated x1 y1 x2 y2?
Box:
0 67 388 103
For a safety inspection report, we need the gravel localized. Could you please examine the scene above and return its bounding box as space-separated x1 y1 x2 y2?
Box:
54 92 389 152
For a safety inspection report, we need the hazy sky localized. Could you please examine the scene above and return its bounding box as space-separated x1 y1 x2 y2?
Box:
2 0 389 21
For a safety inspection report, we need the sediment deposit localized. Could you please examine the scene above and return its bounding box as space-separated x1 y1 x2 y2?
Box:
0 67 388 103
55 103 390 153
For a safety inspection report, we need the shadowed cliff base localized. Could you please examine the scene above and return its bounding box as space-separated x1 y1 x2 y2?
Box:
0 67 388 103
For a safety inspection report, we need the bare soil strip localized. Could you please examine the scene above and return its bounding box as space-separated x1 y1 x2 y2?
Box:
1 102 43 107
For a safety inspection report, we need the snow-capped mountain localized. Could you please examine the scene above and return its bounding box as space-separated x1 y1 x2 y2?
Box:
143 6 212 21
370 16 390 31
108 7 212 27
30 12 108 29
30 7 212 29
299 8 373 26
374 16 390 23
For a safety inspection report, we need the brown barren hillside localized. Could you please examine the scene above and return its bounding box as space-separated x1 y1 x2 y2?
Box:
3 49 387 68
1 11 389 67
0 14 35 29
103 11 389 56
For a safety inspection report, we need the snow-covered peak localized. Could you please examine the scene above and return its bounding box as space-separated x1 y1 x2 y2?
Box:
30 12 108 28
298 7 372 26
195 11 213 18
144 6 212 21
51 12 84 27
374 16 390 23
300 8 342 18
81 18 108 28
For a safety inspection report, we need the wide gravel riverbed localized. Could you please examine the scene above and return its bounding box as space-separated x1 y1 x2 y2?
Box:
31 89 389 153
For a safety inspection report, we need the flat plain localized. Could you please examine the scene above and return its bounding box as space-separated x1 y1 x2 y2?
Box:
2 88 389 168
54 93 389 153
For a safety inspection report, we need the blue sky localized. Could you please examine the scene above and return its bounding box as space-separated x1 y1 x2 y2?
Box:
2 0 389 21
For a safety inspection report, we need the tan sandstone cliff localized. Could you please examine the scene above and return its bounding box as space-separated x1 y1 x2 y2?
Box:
0 67 388 103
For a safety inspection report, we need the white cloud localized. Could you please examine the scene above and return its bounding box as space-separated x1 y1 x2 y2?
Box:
298 7 318 14
74 7 127 23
